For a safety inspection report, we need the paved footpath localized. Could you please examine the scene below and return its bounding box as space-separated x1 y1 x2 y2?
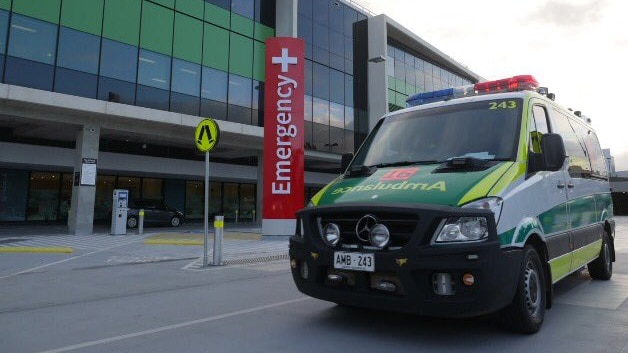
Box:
0 223 290 277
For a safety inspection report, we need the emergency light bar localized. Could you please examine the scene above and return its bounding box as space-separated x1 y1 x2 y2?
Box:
406 75 540 107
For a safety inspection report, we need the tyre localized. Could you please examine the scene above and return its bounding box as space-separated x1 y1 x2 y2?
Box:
502 245 546 334
588 234 612 280
170 216 181 227
127 216 138 229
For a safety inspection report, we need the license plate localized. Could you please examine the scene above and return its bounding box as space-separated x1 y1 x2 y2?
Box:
334 251 375 272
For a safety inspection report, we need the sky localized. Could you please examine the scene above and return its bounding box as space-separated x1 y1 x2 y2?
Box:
353 0 628 171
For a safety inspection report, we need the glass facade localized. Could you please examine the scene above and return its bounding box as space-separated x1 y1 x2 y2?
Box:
298 0 365 154
0 168 258 223
386 43 473 111
0 0 275 124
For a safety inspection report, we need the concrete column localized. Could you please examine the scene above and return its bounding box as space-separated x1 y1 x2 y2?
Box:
276 0 298 37
367 15 389 131
68 124 100 235
256 152 264 226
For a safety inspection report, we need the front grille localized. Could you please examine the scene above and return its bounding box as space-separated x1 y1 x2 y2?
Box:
317 212 418 249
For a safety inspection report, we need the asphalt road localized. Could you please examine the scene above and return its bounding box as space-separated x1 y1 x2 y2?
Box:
1 218 627 353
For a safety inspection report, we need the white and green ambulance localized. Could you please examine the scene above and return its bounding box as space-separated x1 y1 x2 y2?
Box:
289 75 615 333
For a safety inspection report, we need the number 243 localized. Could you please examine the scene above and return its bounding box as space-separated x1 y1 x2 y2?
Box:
489 101 517 109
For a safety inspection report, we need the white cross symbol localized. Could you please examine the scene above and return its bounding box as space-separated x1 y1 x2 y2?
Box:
272 48 297 73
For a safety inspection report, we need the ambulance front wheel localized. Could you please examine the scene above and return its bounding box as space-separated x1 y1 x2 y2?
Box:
502 245 546 334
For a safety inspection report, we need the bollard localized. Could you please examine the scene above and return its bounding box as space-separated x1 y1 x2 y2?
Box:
235 209 239 224
138 209 144 235
213 215 224 266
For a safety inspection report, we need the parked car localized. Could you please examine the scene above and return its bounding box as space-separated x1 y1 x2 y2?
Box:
127 199 183 228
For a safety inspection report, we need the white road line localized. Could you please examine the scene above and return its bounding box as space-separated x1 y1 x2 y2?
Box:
0 239 145 280
34 297 311 353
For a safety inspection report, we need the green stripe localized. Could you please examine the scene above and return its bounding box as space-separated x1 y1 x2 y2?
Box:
499 228 515 246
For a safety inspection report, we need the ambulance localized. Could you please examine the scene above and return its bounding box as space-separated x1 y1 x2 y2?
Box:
289 75 615 333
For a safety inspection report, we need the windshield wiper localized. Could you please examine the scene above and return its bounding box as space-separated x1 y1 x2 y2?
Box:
373 160 441 168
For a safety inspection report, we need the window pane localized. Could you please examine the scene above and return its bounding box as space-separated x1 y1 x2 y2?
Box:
239 184 256 221
138 49 171 90
201 98 227 120
313 63 329 100
223 183 239 221
345 105 354 130
98 77 136 105
228 74 252 107
344 74 353 106
229 33 253 77
329 1 343 32
54 68 98 98
136 85 169 111
142 178 163 199
170 92 200 116
4 56 54 90
8 14 57 64
201 66 228 102
140 2 173 56
185 180 202 219
232 0 254 19
0 169 28 221
313 22 328 50
117 176 141 199
343 6 357 36
206 0 230 11
329 68 344 104
173 12 203 63
57 27 100 74
329 102 344 128
100 39 137 82
0 10 8 55
313 97 329 125
172 58 200 96
27 172 61 221
103 0 141 46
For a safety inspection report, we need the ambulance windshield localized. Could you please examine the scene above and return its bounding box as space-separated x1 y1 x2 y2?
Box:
352 99 522 169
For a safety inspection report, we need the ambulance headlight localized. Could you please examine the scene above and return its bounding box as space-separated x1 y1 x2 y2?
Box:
462 197 503 224
322 223 341 247
434 217 489 243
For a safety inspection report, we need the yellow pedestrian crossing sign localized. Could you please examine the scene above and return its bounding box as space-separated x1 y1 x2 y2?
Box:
195 118 220 152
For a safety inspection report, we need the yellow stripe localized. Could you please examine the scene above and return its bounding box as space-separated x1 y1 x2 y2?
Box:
0 247 73 253
214 220 224 228
489 161 526 195
458 162 513 205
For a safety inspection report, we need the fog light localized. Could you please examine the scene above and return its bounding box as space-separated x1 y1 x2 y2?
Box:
290 259 297 269
300 261 309 279
369 224 390 248
463 273 475 286
375 280 396 292
326 274 345 287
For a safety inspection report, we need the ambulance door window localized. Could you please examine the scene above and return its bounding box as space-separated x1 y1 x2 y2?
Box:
528 105 550 172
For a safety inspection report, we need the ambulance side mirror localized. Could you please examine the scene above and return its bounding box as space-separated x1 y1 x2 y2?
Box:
541 133 566 172
341 153 354 172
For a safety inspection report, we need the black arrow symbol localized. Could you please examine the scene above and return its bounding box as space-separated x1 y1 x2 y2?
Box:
197 125 215 145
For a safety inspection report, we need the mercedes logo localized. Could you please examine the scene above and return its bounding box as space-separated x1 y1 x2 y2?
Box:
355 214 378 242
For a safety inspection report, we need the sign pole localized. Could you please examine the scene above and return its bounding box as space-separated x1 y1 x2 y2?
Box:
194 118 220 268
203 151 209 267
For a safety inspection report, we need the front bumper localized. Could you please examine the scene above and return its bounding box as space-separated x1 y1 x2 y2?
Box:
289 203 522 318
